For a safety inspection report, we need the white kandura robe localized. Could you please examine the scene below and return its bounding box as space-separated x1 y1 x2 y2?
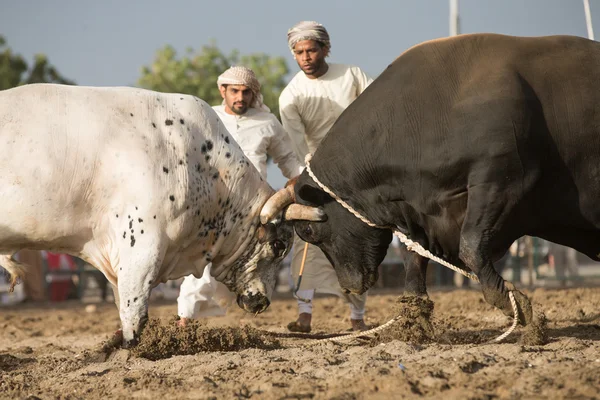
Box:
279 63 373 311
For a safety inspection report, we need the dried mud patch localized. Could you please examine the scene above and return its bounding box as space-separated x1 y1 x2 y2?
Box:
0 353 35 372
373 296 435 344
131 318 281 360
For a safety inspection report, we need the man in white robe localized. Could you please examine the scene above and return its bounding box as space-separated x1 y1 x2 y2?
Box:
279 21 373 333
177 66 304 323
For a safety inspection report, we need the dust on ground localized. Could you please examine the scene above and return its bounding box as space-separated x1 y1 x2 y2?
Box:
131 317 280 360
1 287 600 399
373 295 435 344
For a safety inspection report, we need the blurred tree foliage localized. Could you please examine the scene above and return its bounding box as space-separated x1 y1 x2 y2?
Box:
0 35 75 90
138 41 289 118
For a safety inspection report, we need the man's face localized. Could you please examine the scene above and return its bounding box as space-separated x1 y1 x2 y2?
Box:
293 40 329 77
220 84 254 115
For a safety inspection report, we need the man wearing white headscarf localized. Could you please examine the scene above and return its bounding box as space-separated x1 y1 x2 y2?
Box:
280 21 374 333
177 66 304 324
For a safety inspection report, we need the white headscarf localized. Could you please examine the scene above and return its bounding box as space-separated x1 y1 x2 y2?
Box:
287 21 331 53
217 66 269 111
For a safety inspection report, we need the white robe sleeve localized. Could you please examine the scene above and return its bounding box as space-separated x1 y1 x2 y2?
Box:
352 66 374 96
177 265 235 319
279 91 311 162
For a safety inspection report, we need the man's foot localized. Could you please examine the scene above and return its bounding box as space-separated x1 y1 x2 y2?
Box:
351 319 369 331
287 312 311 333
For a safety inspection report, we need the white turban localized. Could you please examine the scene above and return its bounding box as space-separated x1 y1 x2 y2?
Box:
287 21 331 53
217 66 268 111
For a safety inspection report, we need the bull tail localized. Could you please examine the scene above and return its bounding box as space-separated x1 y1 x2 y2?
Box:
0 254 29 292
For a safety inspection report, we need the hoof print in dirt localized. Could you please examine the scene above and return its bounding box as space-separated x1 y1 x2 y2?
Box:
373 296 435 344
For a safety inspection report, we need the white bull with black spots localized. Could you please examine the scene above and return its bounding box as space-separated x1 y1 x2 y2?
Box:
0 83 319 347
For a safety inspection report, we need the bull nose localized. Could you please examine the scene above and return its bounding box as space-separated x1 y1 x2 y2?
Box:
237 293 270 314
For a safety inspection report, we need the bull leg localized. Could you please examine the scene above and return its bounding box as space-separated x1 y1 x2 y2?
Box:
112 283 120 310
116 246 164 348
0 254 28 292
458 186 533 326
400 246 429 297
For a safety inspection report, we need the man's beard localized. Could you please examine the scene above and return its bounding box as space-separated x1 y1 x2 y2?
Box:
231 103 248 115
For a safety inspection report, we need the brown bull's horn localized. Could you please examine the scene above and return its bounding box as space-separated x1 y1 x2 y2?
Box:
284 204 327 222
260 185 295 224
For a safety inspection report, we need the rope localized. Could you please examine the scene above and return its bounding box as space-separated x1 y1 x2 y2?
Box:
300 315 405 346
301 154 520 344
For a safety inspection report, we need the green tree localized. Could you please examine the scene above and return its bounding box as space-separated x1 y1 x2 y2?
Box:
0 35 75 90
138 41 289 118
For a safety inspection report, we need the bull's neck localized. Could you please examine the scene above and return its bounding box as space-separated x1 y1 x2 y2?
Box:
311 147 395 227
208 166 274 279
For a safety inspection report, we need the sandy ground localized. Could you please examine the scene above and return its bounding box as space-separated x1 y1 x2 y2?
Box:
1 287 599 400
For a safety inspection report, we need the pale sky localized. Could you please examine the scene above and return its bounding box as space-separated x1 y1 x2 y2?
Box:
1 0 598 188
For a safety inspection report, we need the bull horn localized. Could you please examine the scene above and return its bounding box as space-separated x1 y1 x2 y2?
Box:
260 185 295 224
284 204 327 222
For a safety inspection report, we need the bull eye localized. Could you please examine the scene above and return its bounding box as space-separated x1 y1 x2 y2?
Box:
272 240 285 256
303 225 313 236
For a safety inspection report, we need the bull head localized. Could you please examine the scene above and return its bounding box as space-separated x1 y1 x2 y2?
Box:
260 173 392 296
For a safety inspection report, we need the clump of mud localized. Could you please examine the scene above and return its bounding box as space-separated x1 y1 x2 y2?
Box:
0 353 35 372
373 296 435 344
131 318 281 360
519 310 548 346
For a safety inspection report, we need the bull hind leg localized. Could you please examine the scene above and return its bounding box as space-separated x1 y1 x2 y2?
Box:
458 185 533 326
0 254 28 292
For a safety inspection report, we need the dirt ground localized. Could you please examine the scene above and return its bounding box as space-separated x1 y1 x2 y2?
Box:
1 286 599 400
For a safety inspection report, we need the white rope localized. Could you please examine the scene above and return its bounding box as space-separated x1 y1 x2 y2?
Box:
302 154 520 344
301 315 405 347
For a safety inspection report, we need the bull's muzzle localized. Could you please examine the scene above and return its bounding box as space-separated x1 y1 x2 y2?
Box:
236 293 270 314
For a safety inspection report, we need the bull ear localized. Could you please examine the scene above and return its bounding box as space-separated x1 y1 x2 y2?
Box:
297 183 332 206
257 225 267 243
284 204 327 222
257 223 277 243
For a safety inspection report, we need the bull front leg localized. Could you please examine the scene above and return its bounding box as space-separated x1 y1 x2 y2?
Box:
399 246 429 297
116 245 165 348
458 186 533 326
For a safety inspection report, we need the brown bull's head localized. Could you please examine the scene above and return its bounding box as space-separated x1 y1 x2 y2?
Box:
259 172 392 294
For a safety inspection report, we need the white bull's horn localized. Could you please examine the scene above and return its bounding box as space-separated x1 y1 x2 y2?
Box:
284 204 326 222
260 185 295 224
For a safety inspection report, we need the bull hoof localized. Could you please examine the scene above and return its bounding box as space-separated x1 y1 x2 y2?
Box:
509 289 533 326
482 284 533 326
122 337 138 349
